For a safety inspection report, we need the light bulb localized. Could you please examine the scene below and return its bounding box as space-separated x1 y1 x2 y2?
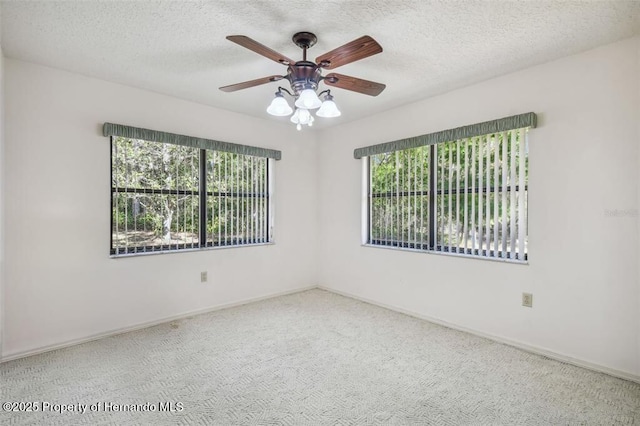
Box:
296 123 302 131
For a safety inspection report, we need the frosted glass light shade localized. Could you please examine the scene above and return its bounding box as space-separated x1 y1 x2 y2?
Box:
297 108 311 124
316 99 341 118
294 89 322 109
266 95 293 116
290 108 300 124
290 108 314 130
290 108 312 125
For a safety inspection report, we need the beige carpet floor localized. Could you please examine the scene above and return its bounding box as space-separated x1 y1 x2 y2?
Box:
1 289 639 425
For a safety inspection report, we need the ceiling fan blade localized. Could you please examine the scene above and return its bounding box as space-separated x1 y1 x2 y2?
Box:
323 73 386 96
227 35 295 66
316 36 382 69
219 75 285 92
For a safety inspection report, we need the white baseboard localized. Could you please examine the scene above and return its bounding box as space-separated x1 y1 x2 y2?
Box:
1 285 317 363
318 285 640 385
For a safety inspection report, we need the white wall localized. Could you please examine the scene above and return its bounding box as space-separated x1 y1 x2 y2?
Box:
317 37 640 376
637 38 640 379
0 8 5 357
2 59 318 358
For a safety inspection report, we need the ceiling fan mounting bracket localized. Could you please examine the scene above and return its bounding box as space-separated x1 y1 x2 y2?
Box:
292 32 317 50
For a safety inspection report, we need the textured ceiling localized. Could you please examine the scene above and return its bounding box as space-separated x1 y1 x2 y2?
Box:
2 1 640 129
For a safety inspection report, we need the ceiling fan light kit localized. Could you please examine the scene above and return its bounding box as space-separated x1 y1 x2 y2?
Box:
220 31 385 130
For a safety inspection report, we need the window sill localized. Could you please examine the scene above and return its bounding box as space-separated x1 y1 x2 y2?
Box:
361 243 528 265
111 242 275 259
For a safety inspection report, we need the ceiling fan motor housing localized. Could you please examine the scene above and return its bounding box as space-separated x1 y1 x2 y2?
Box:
287 61 322 95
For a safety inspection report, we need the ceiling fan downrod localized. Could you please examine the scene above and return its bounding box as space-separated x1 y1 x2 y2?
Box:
292 31 317 62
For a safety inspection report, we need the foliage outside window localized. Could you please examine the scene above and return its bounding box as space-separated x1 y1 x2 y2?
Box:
367 128 528 261
111 137 270 256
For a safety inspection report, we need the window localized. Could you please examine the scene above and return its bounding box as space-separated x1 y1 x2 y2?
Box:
361 114 534 262
109 129 275 256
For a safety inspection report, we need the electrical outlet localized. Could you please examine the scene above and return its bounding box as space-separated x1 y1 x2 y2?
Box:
200 271 208 283
522 292 533 308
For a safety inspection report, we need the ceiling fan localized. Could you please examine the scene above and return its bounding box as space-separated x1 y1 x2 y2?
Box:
219 32 386 129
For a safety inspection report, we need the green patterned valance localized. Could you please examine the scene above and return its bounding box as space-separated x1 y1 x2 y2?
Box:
103 123 282 160
353 112 537 159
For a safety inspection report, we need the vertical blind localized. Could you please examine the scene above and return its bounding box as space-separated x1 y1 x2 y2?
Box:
364 113 534 262
207 151 269 247
111 139 201 254
434 129 528 260
368 148 430 250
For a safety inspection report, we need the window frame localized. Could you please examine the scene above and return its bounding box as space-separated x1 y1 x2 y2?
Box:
363 132 528 263
110 136 273 257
